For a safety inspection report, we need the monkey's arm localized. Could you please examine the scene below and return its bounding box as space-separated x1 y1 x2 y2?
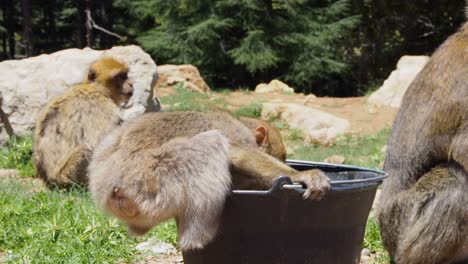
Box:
229 145 330 201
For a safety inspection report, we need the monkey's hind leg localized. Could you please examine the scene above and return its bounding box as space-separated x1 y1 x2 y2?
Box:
50 145 92 187
380 165 468 264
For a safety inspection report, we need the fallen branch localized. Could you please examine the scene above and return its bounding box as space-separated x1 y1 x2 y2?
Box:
85 10 126 41
0 96 15 138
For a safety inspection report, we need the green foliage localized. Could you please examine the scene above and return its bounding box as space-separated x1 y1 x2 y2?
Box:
0 136 35 177
0 177 177 263
344 0 466 96
291 129 389 169
233 102 263 118
127 0 360 93
364 217 390 262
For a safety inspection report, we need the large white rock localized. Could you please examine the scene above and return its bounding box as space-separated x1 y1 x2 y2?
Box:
261 103 350 145
0 45 157 143
368 55 429 108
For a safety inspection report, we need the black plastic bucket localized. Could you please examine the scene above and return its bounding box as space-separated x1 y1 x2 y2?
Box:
182 160 386 264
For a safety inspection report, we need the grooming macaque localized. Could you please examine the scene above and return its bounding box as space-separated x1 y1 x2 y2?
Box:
34 57 133 187
378 22 468 264
89 111 330 250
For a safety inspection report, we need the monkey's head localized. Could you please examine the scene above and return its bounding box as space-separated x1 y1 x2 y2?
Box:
87 57 134 105
255 123 287 161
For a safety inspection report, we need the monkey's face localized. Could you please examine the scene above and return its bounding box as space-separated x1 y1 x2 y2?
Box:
87 57 134 106
112 71 134 105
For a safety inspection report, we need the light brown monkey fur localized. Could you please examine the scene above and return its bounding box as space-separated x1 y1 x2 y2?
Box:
89 111 330 250
34 57 133 187
377 21 468 264
237 116 287 161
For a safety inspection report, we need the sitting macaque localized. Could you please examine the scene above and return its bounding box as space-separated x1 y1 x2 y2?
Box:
34 57 133 187
89 111 330 250
377 21 468 264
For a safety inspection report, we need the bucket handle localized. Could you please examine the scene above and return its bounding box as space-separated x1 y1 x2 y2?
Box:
282 183 304 190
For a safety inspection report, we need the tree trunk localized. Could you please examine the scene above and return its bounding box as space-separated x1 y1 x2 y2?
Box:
44 0 56 52
4 0 15 59
75 0 87 48
101 0 113 48
1 1 7 59
0 96 15 138
1 33 6 59
21 0 33 57
85 0 92 47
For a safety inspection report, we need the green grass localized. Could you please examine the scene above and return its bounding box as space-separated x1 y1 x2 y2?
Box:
160 83 216 112
0 177 177 263
0 135 35 177
287 128 305 141
364 218 391 263
0 110 390 262
233 101 263 118
290 129 389 169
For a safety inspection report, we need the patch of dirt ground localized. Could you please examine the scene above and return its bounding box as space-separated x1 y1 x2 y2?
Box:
157 87 398 135
213 91 398 135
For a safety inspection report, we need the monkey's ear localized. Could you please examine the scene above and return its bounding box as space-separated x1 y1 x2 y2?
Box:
254 126 269 146
111 187 140 217
87 69 97 82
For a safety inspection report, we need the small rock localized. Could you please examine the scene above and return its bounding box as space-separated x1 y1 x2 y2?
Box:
154 64 210 93
262 103 349 145
323 155 346 164
136 238 177 255
361 248 371 257
302 94 317 105
255 79 294 94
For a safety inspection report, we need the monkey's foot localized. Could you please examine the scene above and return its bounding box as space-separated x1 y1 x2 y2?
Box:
296 169 331 201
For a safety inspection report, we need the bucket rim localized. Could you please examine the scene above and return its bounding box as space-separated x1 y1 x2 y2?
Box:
232 159 387 194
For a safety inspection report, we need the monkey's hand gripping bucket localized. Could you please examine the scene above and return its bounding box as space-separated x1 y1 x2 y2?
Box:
182 160 386 264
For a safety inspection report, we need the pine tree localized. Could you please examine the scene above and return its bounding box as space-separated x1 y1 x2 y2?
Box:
124 0 359 93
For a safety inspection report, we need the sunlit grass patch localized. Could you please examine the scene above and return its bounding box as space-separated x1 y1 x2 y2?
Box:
290 129 389 169
233 101 263 118
0 135 35 177
160 83 218 112
364 217 391 263
0 177 177 263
